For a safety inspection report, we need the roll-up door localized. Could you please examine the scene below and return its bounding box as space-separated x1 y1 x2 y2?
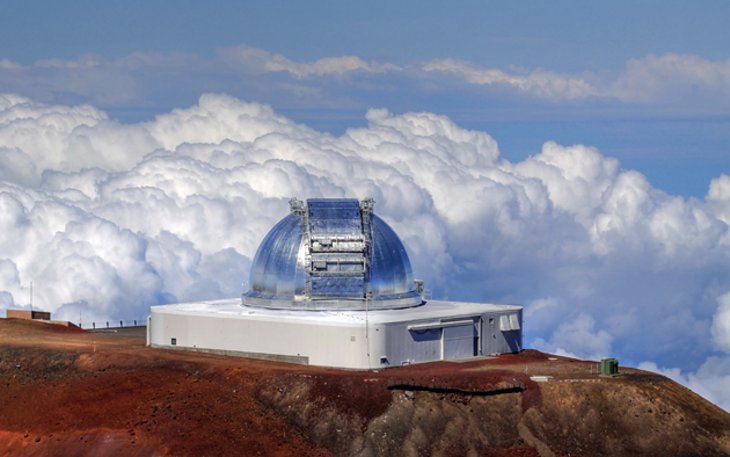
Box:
442 323 477 360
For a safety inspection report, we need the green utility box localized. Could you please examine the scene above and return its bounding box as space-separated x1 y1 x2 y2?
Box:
600 357 619 377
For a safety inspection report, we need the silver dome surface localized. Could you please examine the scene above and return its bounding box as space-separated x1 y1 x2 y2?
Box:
242 198 423 310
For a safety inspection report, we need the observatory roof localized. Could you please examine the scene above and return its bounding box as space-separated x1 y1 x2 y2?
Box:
242 198 423 311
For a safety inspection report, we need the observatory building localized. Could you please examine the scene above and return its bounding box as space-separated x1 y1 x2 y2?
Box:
147 198 522 369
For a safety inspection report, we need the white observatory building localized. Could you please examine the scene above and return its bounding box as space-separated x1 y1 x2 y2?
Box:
147 198 522 369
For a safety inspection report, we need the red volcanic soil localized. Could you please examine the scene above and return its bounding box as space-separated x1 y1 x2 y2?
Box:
1 318 729 457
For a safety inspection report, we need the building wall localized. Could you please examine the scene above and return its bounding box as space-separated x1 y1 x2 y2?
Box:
149 310 373 369
377 310 522 367
481 311 523 355
6 309 51 320
149 306 523 370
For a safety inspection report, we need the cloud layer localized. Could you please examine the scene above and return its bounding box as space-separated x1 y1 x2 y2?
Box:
422 58 598 100
1 93 729 410
2 46 730 116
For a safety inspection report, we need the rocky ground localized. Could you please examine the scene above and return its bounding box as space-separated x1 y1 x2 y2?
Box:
0 318 728 456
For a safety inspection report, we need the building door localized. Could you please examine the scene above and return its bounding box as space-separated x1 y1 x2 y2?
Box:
409 328 442 362
442 323 477 360
483 317 497 355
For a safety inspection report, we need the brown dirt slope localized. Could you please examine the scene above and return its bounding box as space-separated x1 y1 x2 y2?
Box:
0 318 728 456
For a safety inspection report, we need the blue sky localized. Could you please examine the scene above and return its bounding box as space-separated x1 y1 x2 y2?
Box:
3 1 728 66
1 1 729 196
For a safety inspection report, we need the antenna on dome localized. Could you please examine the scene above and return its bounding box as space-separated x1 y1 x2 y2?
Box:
289 197 305 216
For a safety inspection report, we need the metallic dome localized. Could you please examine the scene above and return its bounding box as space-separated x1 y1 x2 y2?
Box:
242 198 423 310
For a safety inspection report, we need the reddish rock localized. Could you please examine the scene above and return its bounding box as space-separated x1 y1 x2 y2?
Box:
1 318 728 456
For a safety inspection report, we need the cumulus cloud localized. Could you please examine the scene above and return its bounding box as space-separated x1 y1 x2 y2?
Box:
1 93 729 410
423 59 598 100
0 95 157 187
532 313 614 360
711 291 730 352
706 174 730 228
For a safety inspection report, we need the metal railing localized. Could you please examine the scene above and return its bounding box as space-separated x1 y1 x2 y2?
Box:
77 318 147 330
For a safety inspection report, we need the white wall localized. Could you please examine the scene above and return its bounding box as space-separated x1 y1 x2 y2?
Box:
150 309 373 368
148 306 523 369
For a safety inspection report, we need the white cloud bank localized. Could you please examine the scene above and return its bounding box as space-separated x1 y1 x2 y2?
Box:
1 93 730 410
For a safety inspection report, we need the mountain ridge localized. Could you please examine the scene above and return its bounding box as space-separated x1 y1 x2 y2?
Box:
0 318 728 456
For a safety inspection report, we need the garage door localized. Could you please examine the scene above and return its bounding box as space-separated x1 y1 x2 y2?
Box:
442 323 477 360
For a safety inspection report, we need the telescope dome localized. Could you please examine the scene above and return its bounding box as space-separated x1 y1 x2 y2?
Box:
242 198 423 310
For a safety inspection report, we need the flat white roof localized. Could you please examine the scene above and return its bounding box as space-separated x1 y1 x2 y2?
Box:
151 299 521 327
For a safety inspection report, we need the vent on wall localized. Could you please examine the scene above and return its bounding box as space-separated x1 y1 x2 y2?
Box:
499 314 520 331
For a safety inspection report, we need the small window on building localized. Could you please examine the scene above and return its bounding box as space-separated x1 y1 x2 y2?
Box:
380 356 389 365
171 337 177 346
